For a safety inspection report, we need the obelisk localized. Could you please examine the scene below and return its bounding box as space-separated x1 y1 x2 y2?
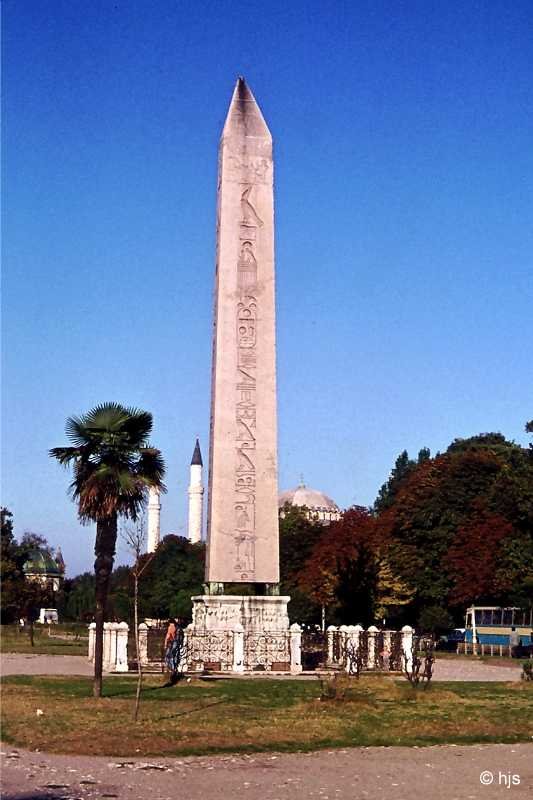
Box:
205 77 279 590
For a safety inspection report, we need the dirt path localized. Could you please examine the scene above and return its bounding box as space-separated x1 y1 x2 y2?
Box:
2 742 532 800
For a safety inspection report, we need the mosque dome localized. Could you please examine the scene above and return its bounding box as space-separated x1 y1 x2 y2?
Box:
23 548 63 577
278 482 341 524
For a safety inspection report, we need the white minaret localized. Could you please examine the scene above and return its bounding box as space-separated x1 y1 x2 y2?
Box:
188 439 204 544
147 486 161 553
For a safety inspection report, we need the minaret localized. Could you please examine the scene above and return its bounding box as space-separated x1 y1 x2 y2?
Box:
147 486 161 553
205 78 279 588
188 439 204 544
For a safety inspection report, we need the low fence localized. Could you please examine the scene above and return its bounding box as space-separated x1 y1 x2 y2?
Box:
324 625 410 673
91 622 416 675
457 642 513 657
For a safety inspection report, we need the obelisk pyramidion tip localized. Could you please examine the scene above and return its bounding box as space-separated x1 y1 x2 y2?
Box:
222 77 271 140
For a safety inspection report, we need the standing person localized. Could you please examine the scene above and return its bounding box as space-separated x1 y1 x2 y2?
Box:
164 618 181 685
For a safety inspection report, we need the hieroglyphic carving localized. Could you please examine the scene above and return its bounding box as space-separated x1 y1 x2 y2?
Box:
237 242 257 291
226 154 271 185
234 186 262 579
241 186 264 228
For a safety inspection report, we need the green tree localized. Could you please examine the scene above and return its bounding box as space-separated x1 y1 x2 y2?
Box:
374 450 417 513
278 503 323 624
50 402 165 697
0 512 57 629
1 508 23 623
139 535 205 620
64 572 95 621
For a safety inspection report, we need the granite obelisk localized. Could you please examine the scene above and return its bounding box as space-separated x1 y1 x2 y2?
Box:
205 77 279 589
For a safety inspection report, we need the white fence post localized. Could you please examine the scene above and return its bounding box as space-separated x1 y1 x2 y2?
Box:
367 625 379 669
345 625 363 673
326 625 337 665
138 622 148 665
401 625 414 671
102 622 112 670
88 622 96 662
290 623 302 674
344 626 355 672
232 623 245 673
115 622 129 672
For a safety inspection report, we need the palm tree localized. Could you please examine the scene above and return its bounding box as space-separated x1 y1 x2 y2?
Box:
50 402 165 697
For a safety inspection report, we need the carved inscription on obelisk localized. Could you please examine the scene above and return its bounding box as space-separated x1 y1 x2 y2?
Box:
206 78 279 585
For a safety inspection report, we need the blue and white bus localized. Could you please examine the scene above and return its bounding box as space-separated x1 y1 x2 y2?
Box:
465 606 532 647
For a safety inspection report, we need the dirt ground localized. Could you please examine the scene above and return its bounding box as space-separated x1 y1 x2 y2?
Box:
2 742 532 800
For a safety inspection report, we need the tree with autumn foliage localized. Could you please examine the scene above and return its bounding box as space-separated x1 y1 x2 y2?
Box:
377 430 533 625
298 507 388 626
445 504 514 606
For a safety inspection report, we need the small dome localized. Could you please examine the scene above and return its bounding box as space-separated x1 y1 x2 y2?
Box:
278 483 340 514
23 548 62 577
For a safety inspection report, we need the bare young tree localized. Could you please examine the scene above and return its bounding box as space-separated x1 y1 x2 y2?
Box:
122 516 155 721
403 636 435 689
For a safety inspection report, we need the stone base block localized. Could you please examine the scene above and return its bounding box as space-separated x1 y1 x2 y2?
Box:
191 594 290 633
187 595 293 673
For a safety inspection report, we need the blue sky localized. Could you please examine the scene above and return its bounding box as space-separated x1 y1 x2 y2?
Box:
3 1 532 576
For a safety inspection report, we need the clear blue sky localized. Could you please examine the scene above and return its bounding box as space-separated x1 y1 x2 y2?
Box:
3 1 532 577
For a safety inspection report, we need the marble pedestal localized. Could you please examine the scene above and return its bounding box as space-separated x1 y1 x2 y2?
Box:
192 594 290 631
187 595 293 673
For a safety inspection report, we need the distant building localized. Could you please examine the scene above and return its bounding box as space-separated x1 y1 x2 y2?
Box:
278 481 341 524
23 547 65 593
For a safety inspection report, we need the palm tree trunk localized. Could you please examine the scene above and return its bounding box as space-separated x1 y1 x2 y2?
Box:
93 514 118 698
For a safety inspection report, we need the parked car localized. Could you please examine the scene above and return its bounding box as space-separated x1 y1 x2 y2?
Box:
436 628 466 651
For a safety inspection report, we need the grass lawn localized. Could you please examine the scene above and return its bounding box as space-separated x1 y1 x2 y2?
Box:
2 674 532 757
1 625 88 656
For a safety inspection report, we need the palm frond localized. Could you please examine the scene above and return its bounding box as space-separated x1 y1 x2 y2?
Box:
122 409 153 444
51 403 165 523
49 446 83 466
136 448 166 491
65 415 92 446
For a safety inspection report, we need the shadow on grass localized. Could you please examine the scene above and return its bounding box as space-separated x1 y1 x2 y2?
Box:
155 698 226 721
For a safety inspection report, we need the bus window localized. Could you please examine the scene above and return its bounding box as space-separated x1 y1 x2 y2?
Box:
475 609 483 626
491 609 503 626
503 609 513 626
482 610 493 625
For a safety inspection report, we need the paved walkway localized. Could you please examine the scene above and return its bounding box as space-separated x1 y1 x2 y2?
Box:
2 742 532 800
0 653 524 680
1 654 93 677
433 657 522 681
